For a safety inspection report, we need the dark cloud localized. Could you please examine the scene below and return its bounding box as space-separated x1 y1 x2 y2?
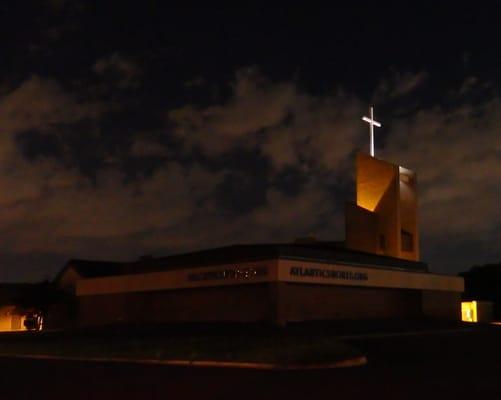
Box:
0 70 353 281
93 53 142 88
1 3 501 284
384 98 501 243
374 71 428 101
169 68 364 173
129 136 170 158
0 0 500 285
0 66 499 281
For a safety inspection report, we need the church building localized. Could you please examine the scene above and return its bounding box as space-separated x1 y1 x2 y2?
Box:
47 108 464 328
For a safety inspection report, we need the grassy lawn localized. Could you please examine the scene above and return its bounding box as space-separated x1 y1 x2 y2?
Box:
0 324 363 365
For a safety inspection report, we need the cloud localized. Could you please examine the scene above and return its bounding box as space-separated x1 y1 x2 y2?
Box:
168 67 297 155
140 179 342 252
129 137 170 158
459 76 479 94
0 75 103 133
0 76 225 272
169 68 364 172
0 68 500 280
93 53 141 88
374 71 428 100
0 74 105 189
0 161 225 257
261 94 363 171
382 98 501 269
249 183 336 234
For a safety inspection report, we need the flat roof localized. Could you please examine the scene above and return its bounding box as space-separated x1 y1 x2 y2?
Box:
138 243 428 272
56 242 428 283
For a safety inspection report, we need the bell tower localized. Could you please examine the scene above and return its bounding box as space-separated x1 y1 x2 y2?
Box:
345 152 419 261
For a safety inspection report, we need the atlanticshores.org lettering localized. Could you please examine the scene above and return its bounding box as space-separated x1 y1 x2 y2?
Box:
188 266 268 282
290 266 368 281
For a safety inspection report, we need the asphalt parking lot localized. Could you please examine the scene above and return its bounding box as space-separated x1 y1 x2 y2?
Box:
0 324 499 400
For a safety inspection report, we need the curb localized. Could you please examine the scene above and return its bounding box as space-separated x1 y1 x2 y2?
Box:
0 353 367 370
336 327 476 340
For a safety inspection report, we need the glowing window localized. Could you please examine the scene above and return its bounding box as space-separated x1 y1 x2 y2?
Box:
461 301 477 323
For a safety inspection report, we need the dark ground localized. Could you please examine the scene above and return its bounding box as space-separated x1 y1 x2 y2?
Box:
1 323 500 399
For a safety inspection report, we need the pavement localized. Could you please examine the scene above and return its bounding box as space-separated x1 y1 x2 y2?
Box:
1 324 501 399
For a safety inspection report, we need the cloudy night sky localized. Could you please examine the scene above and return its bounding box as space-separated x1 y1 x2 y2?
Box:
0 2 499 281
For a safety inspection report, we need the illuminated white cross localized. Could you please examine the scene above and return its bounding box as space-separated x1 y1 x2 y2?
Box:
362 106 381 157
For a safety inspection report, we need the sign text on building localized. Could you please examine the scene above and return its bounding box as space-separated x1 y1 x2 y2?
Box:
289 266 368 281
188 266 268 282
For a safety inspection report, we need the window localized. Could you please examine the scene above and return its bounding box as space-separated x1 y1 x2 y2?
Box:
461 301 477 322
379 234 386 250
401 230 414 252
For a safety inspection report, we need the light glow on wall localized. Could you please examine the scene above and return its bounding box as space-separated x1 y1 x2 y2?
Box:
0 307 28 332
399 166 414 184
461 301 477 322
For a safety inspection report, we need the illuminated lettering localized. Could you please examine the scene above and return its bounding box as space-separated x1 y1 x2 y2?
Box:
289 267 368 281
188 266 268 282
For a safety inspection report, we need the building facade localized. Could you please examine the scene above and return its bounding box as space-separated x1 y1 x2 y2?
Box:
48 243 463 328
46 152 464 328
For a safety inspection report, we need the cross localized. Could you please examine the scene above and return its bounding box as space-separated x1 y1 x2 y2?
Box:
362 106 381 157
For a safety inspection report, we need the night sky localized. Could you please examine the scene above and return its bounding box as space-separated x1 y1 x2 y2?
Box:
0 2 500 281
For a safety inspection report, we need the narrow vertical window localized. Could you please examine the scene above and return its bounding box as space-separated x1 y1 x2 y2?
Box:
379 234 386 250
401 230 414 252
